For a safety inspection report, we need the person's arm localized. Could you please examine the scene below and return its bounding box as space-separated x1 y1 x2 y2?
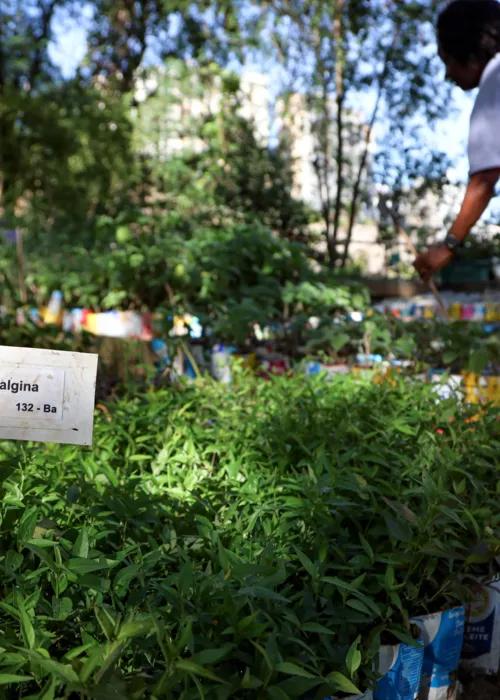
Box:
414 167 500 282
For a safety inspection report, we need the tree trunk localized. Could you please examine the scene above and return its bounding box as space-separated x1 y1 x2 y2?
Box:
331 0 345 269
29 0 59 89
340 31 399 268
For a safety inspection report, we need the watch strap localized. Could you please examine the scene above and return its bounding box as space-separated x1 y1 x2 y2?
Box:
444 233 463 252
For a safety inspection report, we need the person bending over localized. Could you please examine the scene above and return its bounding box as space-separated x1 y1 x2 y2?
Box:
414 0 500 282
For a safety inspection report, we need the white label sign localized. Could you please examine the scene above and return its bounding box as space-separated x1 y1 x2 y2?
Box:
0 367 65 420
0 346 98 446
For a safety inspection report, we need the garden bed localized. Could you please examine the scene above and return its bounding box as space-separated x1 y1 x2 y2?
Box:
0 371 499 697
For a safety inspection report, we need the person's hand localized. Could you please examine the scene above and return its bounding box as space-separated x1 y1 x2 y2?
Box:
414 243 453 283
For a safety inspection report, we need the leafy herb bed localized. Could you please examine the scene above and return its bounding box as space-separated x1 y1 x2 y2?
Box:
0 373 499 698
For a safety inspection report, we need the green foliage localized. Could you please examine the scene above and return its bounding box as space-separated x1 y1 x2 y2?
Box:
283 281 368 317
134 60 311 240
0 372 499 697
1 83 134 226
303 313 500 374
0 219 367 345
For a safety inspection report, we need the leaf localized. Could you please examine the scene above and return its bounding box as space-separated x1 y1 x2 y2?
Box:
73 527 89 558
275 662 315 679
117 619 152 641
346 636 362 676
381 497 417 523
38 675 57 700
0 674 33 685
385 565 395 590
67 558 109 575
331 332 350 352
466 551 496 565
192 645 233 665
178 560 193 594
52 597 73 621
62 644 95 662
18 597 35 650
301 622 335 636
382 513 412 543
443 351 458 365
386 629 423 648
114 564 141 594
31 655 80 683
469 348 490 375
26 539 58 547
17 507 38 544
95 606 117 641
392 421 415 436
237 586 289 603
328 671 362 695
346 599 373 616
359 534 374 563
5 550 23 573
266 687 290 700
321 577 381 615
277 677 323 695
250 641 273 670
175 659 225 683
294 547 316 578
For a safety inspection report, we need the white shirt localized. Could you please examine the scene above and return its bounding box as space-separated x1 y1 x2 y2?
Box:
469 54 500 175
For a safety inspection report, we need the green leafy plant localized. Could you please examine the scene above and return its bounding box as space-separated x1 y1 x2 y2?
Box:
0 370 499 698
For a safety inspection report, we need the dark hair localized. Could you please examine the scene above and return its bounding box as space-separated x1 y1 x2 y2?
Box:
438 0 500 65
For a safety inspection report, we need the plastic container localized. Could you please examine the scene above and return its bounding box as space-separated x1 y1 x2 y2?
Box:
373 641 424 700
44 290 63 325
440 260 490 285
151 338 170 372
461 577 500 676
211 345 236 383
305 362 350 378
412 606 465 700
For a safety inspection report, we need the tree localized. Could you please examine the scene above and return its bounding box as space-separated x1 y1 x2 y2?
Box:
263 0 453 268
84 0 258 94
133 60 310 238
0 0 70 91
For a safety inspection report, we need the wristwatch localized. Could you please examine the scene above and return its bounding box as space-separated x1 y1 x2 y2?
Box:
443 233 463 253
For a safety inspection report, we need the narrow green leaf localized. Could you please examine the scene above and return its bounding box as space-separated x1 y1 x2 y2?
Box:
346 599 373 616
192 645 233 665
0 674 33 685
67 558 109 575
73 527 89 558
31 656 79 684
18 598 35 650
17 507 38 544
385 566 395 590
328 671 362 695
301 622 335 636
294 547 316 578
275 662 315 679
175 659 224 683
